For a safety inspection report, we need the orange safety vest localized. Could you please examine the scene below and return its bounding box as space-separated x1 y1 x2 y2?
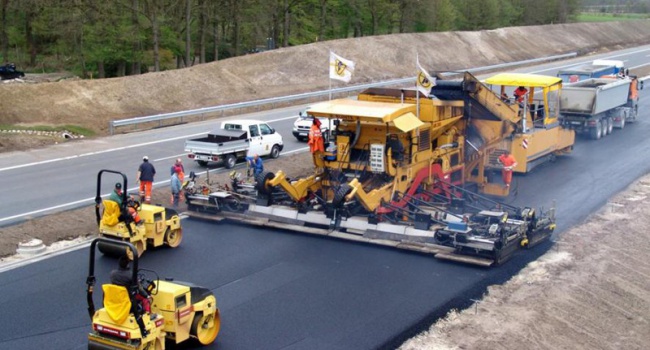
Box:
514 88 527 103
308 124 325 153
498 154 517 169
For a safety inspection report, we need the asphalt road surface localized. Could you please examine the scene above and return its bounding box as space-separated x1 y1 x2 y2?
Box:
0 45 650 349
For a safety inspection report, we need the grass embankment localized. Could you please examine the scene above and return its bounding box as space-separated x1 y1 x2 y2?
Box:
0 124 95 137
577 12 650 22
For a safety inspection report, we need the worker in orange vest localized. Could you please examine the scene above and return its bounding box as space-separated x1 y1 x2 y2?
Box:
308 118 325 154
497 151 518 188
513 86 528 104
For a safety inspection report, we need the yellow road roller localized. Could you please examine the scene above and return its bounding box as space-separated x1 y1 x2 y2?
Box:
86 238 220 349
95 170 183 258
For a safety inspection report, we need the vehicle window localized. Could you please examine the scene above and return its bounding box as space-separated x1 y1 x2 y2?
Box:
224 123 242 131
249 125 260 137
260 123 272 135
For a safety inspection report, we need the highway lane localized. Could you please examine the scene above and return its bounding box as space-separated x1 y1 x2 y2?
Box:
0 110 305 226
1 44 650 226
0 219 551 350
0 45 650 349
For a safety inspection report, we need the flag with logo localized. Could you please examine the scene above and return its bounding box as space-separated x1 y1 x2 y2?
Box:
329 52 355 83
416 59 436 96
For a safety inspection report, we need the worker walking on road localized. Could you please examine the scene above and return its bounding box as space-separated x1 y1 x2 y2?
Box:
137 156 156 204
498 151 518 188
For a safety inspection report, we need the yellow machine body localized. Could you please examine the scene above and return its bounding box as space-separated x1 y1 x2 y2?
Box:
88 281 220 349
98 201 183 257
482 73 575 173
284 94 466 212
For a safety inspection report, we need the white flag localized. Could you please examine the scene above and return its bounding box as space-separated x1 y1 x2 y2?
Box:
329 52 355 83
416 59 436 96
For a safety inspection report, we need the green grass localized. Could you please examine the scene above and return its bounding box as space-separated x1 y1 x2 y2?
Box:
577 12 650 22
0 124 95 136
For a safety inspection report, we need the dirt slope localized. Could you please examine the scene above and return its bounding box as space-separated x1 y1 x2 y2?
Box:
2 21 650 138
400 176 650 350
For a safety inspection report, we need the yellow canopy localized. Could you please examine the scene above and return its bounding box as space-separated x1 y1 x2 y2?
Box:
485 73 562 88
308 99 416 123
393 112 424 132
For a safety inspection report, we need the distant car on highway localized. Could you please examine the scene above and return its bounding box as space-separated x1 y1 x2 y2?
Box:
292 107 335 142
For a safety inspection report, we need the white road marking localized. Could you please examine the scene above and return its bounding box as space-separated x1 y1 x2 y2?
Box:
0 115 298 173
0 146 309 224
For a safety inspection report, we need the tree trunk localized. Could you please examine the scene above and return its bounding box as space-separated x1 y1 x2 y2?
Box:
1 0 8 62
98 61 105 78
185 0 191 67
26 10 36 66
232 0 240 56
317 0 327 41
131 0 142 75
198 0 206 63
283 0 290 47
152 10 160 71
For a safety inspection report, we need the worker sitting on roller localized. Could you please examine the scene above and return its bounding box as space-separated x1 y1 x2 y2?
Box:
110 255 153 336
497 151 518 188
108 183 141 224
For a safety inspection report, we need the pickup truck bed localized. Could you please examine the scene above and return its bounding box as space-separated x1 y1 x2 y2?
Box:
185 129 249 167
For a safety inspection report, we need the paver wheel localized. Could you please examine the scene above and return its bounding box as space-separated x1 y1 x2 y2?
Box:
255 171 276 194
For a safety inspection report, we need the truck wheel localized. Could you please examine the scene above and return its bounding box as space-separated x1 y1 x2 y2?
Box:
619 117 626 129
607 118 613 135
589 122 602 140
197 160 208 167
224 154 236 169
191 310 221 345
270 145 281 159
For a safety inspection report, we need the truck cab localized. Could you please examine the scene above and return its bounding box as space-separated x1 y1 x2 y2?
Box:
557 60 625 83
221 120 284 158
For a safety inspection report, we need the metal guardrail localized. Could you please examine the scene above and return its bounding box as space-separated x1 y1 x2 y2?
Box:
109 52 577 135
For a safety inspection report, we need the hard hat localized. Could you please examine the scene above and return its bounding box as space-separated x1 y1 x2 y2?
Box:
143 155 149 161
115 182 122 189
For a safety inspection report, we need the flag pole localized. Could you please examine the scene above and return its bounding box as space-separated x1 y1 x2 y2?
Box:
329 50 332 100
416 54 420 119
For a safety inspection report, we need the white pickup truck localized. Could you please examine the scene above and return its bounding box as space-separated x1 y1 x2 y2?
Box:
185 120 284 168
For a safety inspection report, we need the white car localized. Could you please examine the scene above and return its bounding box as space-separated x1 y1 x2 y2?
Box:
291 107 333 142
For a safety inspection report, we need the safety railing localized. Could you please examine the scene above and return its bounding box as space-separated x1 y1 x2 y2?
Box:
109 52 577 135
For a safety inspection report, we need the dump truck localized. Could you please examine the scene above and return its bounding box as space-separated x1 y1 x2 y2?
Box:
185 72 563 266
556 59 625 83
559 76 642 139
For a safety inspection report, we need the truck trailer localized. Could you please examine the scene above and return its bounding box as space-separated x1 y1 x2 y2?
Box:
559 76 641 139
